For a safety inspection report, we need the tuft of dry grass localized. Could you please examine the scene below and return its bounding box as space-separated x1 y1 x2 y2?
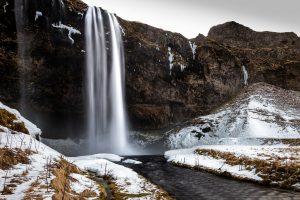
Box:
0 109 29 134
79 189 97 198
51 158 80 200
195 148 300 190
51 158 107 200
0 148 31 170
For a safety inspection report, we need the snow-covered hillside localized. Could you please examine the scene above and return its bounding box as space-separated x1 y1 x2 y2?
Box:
0 102 172 200
167 82 300 149
165 82 300 190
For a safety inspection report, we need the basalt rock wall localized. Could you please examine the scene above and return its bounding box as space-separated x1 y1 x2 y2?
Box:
0 0 299 135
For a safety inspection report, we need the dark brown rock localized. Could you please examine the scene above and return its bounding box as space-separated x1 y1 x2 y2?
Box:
208 21 300 92
208 21 299 48
0 1 298 135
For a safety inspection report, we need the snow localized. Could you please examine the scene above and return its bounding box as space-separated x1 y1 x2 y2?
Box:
0 103 167 199
77 12 83 19
51 21 81 44
0 102 41 138
242 65 248 85
122 159 142 164
168 47 174 75
167 84 300 149
35 11 43 21
69 173 100 195
3 2 8 13
71 153 123 162
0 131 60 200
189 41 197 60
170 151 261 181
70 156 165 199
120 26 126 36
165 144 300 185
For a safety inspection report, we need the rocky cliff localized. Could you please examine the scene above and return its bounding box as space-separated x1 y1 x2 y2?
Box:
0 0 299 137
208 21 300 91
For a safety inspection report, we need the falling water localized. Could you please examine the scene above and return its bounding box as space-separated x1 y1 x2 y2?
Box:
85 6 128 154
14 0 30 112
242 65 249 85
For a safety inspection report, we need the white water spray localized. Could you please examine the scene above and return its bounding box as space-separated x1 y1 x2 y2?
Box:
85 6 128 154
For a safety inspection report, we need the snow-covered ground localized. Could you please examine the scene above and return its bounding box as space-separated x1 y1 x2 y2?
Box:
165 144 300 190
0 131 60 199
0 102 171 199
165 83 300 190
70 155 169 199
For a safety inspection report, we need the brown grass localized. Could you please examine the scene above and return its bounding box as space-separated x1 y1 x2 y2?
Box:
51 158 80 200
51 158 107 200
104 174 174 200
0 148 31 170
195 149 300 190
0 109 28 134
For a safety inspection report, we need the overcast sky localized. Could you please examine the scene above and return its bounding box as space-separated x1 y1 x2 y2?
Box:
82 0 300 39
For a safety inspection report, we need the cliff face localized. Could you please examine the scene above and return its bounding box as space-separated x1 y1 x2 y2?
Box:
120 20 243 130
0 0 299 136
208 21 300 91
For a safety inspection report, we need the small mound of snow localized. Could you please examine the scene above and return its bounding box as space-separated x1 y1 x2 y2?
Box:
122 159 142 164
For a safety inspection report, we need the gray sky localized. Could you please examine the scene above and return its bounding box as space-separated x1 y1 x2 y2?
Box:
82 0 300 39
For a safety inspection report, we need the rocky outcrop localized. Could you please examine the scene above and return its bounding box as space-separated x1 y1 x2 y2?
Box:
120 20 243 130
208 21 300 48
208 21 300 91
0 0 299 136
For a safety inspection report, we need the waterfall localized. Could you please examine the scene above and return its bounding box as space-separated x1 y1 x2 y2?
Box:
242 65 249 85
14 0 30 112
85 6 128 154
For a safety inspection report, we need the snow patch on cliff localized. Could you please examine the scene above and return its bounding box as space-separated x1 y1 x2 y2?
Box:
52 21 81 44
34 11 43 21
3 2 8 13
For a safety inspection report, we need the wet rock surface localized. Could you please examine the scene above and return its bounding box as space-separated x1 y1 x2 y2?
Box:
0 0 299 136
121 156 300 200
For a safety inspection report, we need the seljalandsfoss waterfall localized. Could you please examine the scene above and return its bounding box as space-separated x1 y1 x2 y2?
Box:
1 0 300 199
85 6 129 154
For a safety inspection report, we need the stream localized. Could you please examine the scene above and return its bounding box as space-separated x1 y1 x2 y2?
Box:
120 155 300 200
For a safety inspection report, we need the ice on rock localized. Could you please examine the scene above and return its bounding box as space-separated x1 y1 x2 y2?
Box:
52 21 81 44
189 41 197 60
35 11 43 21
3 2 8 13
242 65 249 85
168 47 174 75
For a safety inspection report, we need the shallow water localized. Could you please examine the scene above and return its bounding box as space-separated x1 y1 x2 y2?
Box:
121 155 300 200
